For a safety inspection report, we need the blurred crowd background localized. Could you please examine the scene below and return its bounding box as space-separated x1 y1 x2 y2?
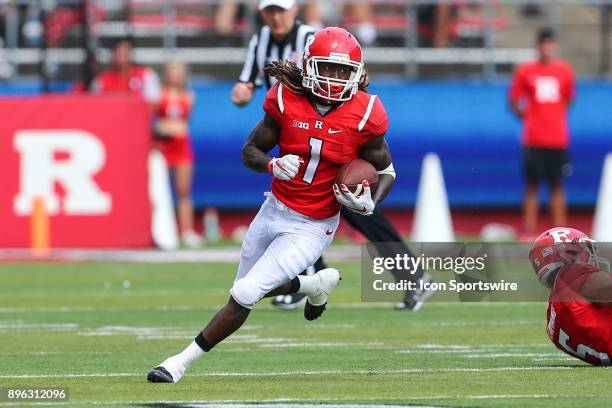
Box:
0 0 611 85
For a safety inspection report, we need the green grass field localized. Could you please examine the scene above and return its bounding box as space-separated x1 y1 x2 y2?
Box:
1 261 611 408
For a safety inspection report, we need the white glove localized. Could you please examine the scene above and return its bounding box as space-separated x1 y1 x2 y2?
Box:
333 180 375 215
268 155 303 181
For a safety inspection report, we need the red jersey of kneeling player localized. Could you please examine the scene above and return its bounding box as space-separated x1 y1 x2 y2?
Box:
546 263 612 366
263 82 388 219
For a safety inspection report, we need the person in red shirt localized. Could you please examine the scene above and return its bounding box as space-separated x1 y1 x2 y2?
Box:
529 227 612 366
92 38 161 108
147 27 396 383
509 28 575 235
154 60 202 248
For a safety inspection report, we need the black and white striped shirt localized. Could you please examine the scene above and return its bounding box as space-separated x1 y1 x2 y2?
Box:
239 21 315 89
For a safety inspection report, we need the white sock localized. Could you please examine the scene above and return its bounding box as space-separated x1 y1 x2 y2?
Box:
176 340 205 366
161 340 205 382
297 274 320 297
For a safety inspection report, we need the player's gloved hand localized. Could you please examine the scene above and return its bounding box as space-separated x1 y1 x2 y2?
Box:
333 180 375 216
268 155 303 181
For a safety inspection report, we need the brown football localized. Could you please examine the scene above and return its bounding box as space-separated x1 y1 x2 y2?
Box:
336 159 378 196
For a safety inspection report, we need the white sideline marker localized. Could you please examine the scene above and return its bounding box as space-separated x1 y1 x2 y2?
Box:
412 153 455 242
149 150 179 250
593 153 612 241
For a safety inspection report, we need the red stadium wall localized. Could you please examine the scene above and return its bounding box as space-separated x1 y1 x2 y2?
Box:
0 94 153 248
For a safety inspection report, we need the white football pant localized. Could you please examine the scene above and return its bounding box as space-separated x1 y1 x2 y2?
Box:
230 193 339 309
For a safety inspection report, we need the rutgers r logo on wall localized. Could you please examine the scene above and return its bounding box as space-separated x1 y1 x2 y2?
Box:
13 129 112 216
0 95 151 247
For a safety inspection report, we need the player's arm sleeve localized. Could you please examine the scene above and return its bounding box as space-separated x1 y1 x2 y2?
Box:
361 96 389 140
239 33 261 86
143 68 162 104
262 83 285 125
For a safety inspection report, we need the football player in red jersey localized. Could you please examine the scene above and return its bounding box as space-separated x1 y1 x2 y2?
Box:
529 227 612 366
147 27 395 383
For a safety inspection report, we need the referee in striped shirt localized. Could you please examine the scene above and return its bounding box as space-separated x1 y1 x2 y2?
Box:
231 0 315 106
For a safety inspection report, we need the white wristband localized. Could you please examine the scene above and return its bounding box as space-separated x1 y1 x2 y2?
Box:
377 162 396 180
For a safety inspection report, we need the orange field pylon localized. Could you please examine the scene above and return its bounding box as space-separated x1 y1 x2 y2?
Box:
30 196 50 256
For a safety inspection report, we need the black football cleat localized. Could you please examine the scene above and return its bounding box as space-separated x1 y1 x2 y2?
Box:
147 366 174 383
304 300 327 321
395 273 436 311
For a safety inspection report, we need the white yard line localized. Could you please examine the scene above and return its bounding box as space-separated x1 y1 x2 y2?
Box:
0 394 604 407
259 342 384 348
410 320 540 327
0 247 362 263
0 365 589 379
0 322 78 332
0 303 539 314
0 304 394 314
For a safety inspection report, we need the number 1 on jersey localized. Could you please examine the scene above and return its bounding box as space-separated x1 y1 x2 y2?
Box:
302 137 323 184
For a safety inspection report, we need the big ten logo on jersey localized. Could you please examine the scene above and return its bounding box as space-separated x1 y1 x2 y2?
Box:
535 76 561 103
292 120 310 130
13 130 112 216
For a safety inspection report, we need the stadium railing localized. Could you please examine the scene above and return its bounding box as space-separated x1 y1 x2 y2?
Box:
0 0 611 82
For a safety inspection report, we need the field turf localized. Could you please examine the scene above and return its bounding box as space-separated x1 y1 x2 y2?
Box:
1 261 611 407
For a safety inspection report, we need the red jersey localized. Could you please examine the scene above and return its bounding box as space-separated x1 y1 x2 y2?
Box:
155 89 194 166
263 83 389 219
93 65 161 104
509 59 575 149
546 264 612 366
158 89 193 127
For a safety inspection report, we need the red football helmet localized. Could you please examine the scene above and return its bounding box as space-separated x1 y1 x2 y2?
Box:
302 27 364 102
529 227 609 288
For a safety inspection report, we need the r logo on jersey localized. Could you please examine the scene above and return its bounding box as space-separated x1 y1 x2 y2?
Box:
535 76 560 103
314 121 324 130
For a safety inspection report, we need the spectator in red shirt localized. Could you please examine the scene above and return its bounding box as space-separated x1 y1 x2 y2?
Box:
509 28 575 235
154 60 202 248
92 38 161 109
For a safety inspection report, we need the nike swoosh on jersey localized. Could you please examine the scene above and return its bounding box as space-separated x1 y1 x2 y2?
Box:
328 129 343 134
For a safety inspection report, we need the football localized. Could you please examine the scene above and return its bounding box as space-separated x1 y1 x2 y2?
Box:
336 159 379 196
